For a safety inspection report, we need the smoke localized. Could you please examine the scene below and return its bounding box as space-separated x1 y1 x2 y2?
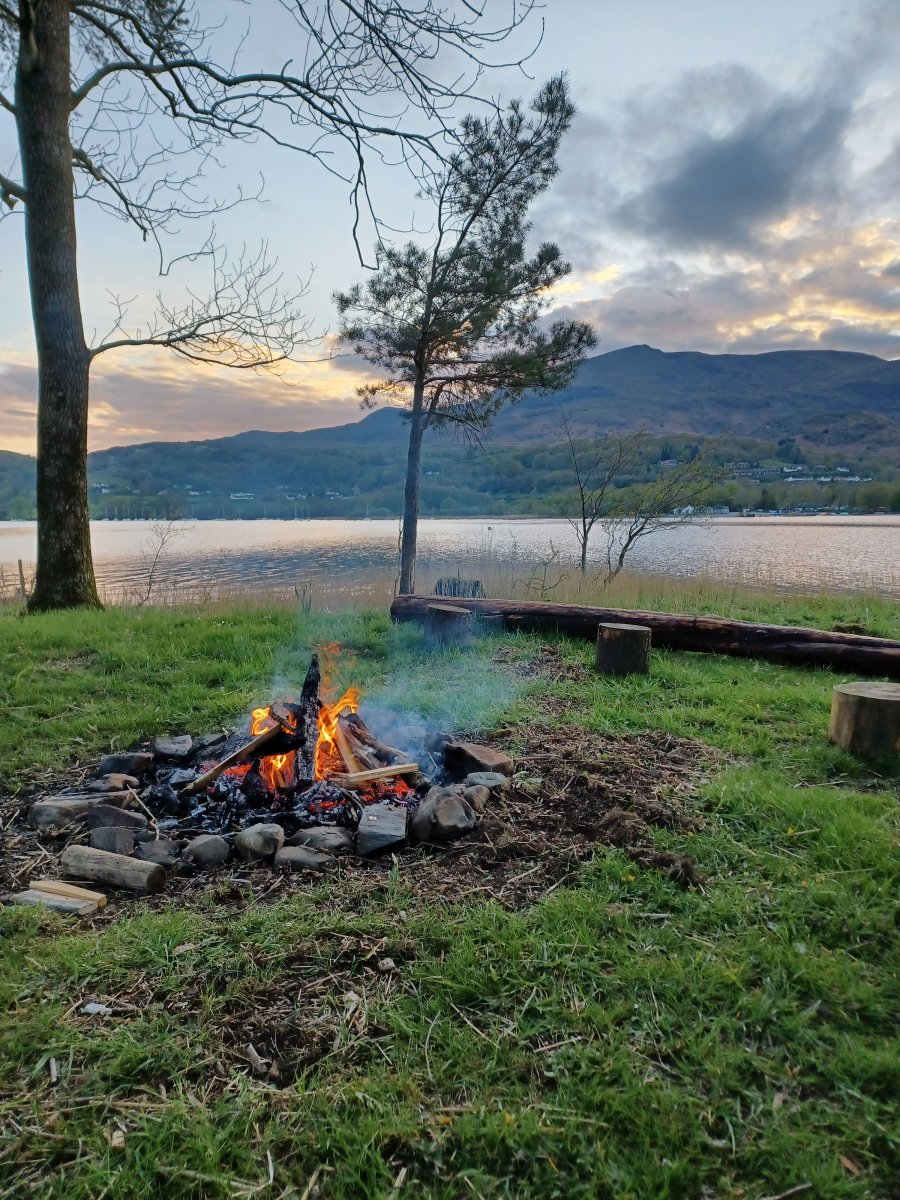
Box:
264 613 528 768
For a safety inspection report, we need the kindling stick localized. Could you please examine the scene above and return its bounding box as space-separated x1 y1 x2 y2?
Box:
328 763 419 787
182 721 285 795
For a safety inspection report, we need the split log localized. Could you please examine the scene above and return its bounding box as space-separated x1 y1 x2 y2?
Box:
329 762 419 787
595 622 651 676
182 721 284 795
344 713 409 764
424 603 473 648
9 889 98 915
337 716 380 770
828 682 900 758
60 845 166 894
29 879 108 908
391 595 900 678
333 718 364 774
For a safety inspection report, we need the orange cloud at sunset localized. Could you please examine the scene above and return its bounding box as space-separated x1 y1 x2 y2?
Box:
0 350 375 456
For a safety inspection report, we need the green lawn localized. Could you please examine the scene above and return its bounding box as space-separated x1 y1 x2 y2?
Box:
0 601 897 1198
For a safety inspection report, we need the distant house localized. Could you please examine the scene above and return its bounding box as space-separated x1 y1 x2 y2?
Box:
230 492 255 500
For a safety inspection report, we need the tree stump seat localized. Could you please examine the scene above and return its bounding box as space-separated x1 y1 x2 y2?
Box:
425 603 473 648
828 682 900 758
594 622 651 676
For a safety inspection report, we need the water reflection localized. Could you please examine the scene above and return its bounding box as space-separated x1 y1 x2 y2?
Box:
1 516 897 597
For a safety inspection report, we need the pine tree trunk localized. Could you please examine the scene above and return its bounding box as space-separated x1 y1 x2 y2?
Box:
398 388 425 595
16 0 101 611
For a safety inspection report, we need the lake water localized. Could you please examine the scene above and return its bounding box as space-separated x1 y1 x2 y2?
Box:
1 516 898 599
0 513 897 597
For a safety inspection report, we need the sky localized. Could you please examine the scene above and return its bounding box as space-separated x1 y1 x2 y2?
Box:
1 0 900 454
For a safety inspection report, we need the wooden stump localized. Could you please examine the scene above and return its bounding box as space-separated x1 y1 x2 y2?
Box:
595 622 652 676
60 845 166 894
425 603 473 648
828 682 900 758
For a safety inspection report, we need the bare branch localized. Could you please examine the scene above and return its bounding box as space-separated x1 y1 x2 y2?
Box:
0 171 26 207
90 242 315 368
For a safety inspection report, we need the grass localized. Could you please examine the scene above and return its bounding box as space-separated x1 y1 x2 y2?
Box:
0 594 897 1198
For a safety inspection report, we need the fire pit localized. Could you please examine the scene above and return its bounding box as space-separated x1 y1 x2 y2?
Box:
16 652 514 912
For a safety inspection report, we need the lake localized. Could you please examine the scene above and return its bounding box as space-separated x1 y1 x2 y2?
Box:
1 516 898 599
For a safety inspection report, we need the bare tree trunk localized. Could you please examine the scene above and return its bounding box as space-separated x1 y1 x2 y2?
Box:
16 0 101 611
579 522 588 573
398 385 425 595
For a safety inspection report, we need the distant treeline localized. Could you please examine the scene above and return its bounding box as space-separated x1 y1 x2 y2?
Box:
1 433 898 520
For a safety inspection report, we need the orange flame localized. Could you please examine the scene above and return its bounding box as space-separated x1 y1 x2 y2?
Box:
315 687 360 779
249 704 298 792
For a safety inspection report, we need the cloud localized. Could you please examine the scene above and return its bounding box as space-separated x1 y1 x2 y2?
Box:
547 219 900 359
617 93 851 250
0 351 373 454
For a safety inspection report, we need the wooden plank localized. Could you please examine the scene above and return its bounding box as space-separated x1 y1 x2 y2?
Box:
390 595 900 678
29 879 108 907
329 762 419 786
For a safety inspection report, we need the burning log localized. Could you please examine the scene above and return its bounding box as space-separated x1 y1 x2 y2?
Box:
333 718 364 774
183 721 285 795
329 762 419 787
296 655 322 782
343 713 409 765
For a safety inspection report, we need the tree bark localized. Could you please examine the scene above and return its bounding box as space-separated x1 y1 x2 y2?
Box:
398 384 425 595
16 0 101 611
391 595 900 677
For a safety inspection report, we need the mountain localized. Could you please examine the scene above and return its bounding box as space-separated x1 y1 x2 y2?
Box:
1 346 898 519
486 345 900 448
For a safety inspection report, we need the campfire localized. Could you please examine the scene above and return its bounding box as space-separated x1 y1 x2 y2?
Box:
18 650 515 910
155 654 427 851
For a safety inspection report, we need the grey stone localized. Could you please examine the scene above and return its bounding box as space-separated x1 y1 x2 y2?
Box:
234 822 285 863
84 804 148 831
183 834 232 867
134 838 182 867
152 735 193 761
463 785 491 814
274 845 338 872
409 789 477 843
464 771 510 794
95 752 154 779
193 732 227 753
354 803 408 855
444 742 513 777
166 768 197 788
90 826 136 855
86 774 139 793
30 796 102 830
287 825 354 853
